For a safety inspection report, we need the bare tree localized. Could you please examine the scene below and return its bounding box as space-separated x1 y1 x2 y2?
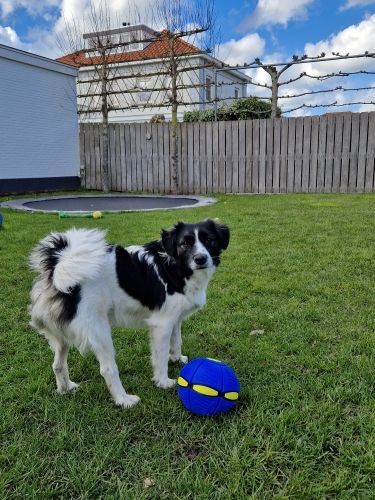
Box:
231 52 375 118
149 0 216 192
58 0 217 194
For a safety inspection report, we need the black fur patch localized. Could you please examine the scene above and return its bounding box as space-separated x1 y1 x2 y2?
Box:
37 234 81 325
56 285 81 325
39 234 69 282
115 246 167 310
143 240 193 295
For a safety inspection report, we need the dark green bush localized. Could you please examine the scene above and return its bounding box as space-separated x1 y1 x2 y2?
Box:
183 96 278 122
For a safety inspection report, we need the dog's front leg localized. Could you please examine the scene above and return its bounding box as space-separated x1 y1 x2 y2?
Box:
149 324 176 389
169 321 188 364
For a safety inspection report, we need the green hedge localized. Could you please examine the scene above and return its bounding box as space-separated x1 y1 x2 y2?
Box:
183 96 278 122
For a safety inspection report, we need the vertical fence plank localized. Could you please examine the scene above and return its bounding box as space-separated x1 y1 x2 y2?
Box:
193 122 200 193
134 123 141 191
324 115 335 193
245 120 253 193
79 126 85 188
332 114 343 193
365 112 375 192
272 118 281 193
109 125 115 191
258 119 266 193
231 121 239 193
238 121 246 193
118 124 124 192
129 124 137 192
180 123 188 194
139 123 147 192
266 118 274 193
212 121 219 193
301 117 311 192
340 116 351 193
187 122 194 193
149 123 158 193
317 116 327 192
309 117 319 192
218 121 226 193
287 118 296 192
156 124 164 193
200 122 207 194
279 118 288 193
349 113 360 192
252 119 260 193
357 113 369 192
164 123 172 193
225 122 232 193
294 117 304 192
206 123 213 194
94 124 102 190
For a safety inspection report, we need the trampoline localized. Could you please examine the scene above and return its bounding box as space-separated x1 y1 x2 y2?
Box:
0 194 216 213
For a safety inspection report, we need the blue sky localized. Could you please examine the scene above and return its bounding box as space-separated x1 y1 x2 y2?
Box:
0 0 374 114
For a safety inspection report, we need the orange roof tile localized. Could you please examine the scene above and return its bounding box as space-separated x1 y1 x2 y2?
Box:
56 30 201 67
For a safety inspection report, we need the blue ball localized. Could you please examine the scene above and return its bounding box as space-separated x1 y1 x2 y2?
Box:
177 358 240 416
0 213 3 226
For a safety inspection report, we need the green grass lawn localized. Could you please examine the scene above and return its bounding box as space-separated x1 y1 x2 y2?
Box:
1 193 375 499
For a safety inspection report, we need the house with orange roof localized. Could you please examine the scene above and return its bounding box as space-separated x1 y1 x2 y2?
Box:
57 24 251 123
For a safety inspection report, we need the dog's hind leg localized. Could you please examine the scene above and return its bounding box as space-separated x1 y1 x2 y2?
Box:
48 335 79 394
90 321 140 409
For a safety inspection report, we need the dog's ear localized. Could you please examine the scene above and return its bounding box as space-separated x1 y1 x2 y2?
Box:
161 221 184 257
207 219 230 250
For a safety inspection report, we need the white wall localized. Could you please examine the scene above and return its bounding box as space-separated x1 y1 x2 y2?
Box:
0 46 79 180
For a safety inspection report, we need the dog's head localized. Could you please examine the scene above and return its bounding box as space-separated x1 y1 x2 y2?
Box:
161 219 230 271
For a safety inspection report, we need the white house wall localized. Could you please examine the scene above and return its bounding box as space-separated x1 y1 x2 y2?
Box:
0 45 80 192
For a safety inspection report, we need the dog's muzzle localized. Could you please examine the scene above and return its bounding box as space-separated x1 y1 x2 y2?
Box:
193 254 208 268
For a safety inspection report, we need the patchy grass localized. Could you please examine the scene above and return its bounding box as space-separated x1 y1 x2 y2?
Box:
0 192 374 498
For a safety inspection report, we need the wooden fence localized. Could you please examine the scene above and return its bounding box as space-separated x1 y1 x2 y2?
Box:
80 112 375 194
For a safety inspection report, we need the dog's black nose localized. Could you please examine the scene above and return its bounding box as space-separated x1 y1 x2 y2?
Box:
194 254 207 266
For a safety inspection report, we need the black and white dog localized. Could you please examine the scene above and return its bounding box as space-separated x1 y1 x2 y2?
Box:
29 220 229 408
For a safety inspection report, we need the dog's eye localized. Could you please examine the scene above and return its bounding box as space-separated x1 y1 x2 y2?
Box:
182 236 195 246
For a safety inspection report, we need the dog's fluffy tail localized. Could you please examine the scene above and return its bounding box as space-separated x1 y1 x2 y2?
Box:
30 228 108 293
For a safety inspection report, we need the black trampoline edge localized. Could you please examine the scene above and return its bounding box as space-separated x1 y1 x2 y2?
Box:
0 176 80 195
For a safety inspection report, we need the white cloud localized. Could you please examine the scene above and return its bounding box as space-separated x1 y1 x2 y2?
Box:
0 0 60 18
340 0 375 11
304 13 375 74
0 24 24 46
217 33 265 66
239 0 314 30
0 0 154 58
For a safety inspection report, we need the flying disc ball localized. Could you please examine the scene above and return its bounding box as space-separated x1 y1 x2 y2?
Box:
177 358 240 416
0 212 3 227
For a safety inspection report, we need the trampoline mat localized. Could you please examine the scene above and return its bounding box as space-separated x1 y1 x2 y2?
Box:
22 196 198 211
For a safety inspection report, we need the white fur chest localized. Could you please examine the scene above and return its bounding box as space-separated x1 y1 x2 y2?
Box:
183 268 215 308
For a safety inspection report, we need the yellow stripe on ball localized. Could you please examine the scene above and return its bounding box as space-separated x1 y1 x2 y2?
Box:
192 384 219 397
177 376 188 387
224 391 239 401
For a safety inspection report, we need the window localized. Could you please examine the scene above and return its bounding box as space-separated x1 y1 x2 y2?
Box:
234 88 239 99
205 76 212 101
136 77 152 104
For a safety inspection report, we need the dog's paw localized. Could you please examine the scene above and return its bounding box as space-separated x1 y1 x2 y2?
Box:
153 377 176 389
115 394 140 409
57 381 79 394
169 354 189 364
